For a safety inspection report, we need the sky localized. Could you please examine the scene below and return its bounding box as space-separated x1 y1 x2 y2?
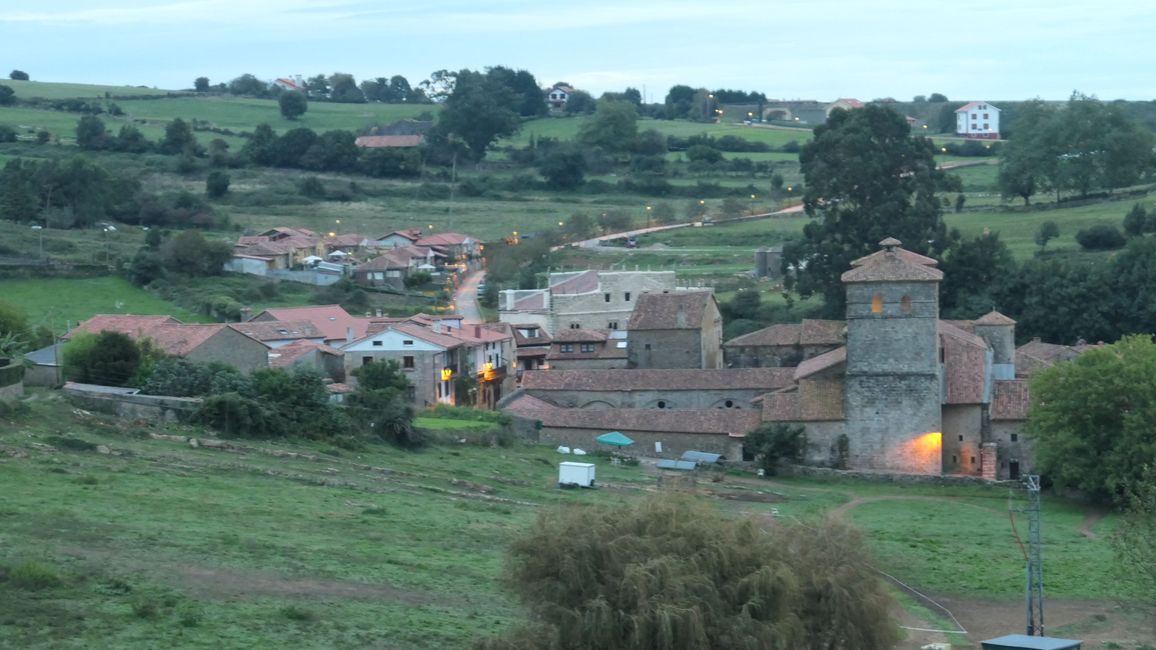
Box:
3 0 1156 102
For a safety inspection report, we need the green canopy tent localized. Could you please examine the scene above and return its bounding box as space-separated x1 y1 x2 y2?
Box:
596 431 635 447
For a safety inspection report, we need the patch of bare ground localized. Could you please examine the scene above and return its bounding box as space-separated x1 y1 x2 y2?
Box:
932 595 1151 649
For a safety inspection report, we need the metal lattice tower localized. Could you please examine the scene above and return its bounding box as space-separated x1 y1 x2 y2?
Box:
1024 474 1045 636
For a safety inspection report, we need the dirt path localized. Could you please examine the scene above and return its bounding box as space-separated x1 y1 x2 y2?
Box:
830 494 1000 519
1078 508 1106 539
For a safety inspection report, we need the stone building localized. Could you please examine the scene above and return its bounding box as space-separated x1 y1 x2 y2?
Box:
504 238 1073 479
499 270 682 336
628 291 723 369
545 329 628 370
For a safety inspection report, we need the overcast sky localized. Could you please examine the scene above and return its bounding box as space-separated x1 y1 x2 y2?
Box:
4 0 1154 102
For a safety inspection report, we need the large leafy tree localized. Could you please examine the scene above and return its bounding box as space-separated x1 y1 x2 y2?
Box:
1026 335 1156 501
577 99 638 152
62 330 142 386
434 69 521 161
786 104 959 316
1113 469 1156 602
477 496 898 650
278 91 308 120
938 232 1017 317
486 65 547 117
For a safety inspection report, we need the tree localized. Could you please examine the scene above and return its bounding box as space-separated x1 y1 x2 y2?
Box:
205 170 230 198
75 115 109 150
1123 203 1150 238
486 66 547 118
1027 336 1156 501
1076 224 1126 250
326 72 364 103
787 104 958 316
562 212 597 240
478 495 899 650
744 422 805 475
577 99 638 152
9 70 29 81
241 123 277 166
349 360 419 447
419 69 457 103
929 92 948 102
597 210 632 234
1113 469 1156 603
1034 220 1060 250
562 90 596 115
114 124 151 154
194 77 210 93
159 118 196 155
938 232 1016 317
279 91 308 120
664 84 697 119
537 144 587 190
388 75 414 102
0 159 40 223
651 202 676 225
304 74 330 98
161 230 231 276
227 73 268 97
0 84 14 106
434 69 521 161
62 330 142 386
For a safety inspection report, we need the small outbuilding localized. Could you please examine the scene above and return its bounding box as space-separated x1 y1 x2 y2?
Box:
558 462 596 488
981 635 1082 650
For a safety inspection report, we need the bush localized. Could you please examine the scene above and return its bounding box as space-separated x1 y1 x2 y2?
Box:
1076 224 1126 250
7 560 62 589
744 422 806 475
205 170 230 198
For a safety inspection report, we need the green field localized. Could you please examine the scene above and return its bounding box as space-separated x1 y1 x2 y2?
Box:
0 396 1145 649
0 277 212 332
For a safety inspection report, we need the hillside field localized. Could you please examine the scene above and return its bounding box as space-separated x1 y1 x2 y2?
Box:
0 395 1149 649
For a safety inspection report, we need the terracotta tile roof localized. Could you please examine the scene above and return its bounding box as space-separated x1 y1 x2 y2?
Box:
516 348 548 359
416 232 477 247
326 382 355 394
521 368 794 392
1016 339 1078 363
939 321 988 404
512 325 551 346
358 250 412 271
254 305 365 342
513 293 546 310
269 339 342 368
800 319 846 345
444 323 513 346
942 319 976 334
387 322 464 349
628 291 713 330
553 328 609 343
379 229 422 242
974 310 1016 326
725 323 800 347
991 379 1029 420
1015 353 1052 378
793 346 846 380
146 324 232 357
503 392 761 436
66 315 181 340
842 247 944 283
354 135 424 148
230 320 322 342
954 101 998 113
761 379 845 421
549 270 599 295
851 247 939 268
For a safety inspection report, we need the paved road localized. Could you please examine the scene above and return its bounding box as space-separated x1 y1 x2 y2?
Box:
453 268 485 322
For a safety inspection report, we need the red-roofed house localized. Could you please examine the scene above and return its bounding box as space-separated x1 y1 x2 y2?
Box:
66 316 269 374
955 101 1000 139
249 305 375 345
340 321 463 407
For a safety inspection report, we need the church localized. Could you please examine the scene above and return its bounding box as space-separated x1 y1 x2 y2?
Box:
503 238 1080 480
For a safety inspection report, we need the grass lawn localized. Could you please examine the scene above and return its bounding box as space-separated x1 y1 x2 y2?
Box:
0 395 1145 648
3 80 182 100
0 277 212 333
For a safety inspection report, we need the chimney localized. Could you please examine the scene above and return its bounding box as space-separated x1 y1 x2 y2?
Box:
346 326 354 344
239 307 252 322
474 325 481 338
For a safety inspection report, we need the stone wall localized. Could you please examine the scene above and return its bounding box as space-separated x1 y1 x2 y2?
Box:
942 404 983 476
62 384 200 422
527 386 762 411
629 329 701 369
0 361 24 399
550 272 677 334
991 421 1033 480
843 374 942 473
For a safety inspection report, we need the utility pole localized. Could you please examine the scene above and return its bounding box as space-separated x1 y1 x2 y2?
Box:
1024 474 1045 636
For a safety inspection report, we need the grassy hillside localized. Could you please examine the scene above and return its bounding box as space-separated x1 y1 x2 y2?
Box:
0 277 213 331
0 395 1144 649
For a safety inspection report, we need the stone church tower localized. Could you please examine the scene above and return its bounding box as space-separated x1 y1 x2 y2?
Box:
841 238 944 474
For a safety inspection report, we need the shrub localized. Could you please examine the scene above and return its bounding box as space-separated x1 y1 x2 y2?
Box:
744 422 806 475
205 170 230 198
1076 224 1126 250
8 560 62 589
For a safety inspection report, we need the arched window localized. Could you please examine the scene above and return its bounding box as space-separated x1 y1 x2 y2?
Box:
724 399 734 408
656 400 667 409
871 293 883 314
900 295 912 314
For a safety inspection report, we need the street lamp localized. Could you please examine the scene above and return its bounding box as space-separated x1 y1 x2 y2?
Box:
645 205 652 228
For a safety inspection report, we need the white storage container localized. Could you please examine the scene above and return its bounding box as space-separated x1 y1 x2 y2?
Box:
558 461 596 488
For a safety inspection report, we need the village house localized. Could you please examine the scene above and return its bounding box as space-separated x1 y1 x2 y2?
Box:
268 339 346 382
342 321 461 407
955 101 1001 139
502 238 1078 480
627 291 722 370
545 329 628 370
546 85 573 110
247 305 384 346
63 315 270 374
511 323 551 373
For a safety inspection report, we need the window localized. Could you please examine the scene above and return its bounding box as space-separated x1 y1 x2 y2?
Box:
624 292 631 302
1010 433 1018 442
724 399 734 408
406 386 416 401
958 435 963 441
871 293 883 314
570 323 580 329
983 123 989 130
900 295 912 314
608 321 618 330
560 343 574 353
970 456 976 465
403 339 414 346
579 343 595 353
983 113 989 119
644 343 652 350
656 400 667 409
403 356 415 369
604 293 611 303
971 114 977 120
952 455 957 464
939 347 946 363
373 340 383 347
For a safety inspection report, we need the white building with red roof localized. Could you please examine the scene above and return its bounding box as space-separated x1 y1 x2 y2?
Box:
955 101 1000 139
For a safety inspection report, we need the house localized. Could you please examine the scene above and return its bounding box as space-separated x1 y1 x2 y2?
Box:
499 270 689 337
724 319 844 368
955 101 1001 139
352 249 414 289
341 321 463 407
446 322 517 409
413 232 482 262
268 339 345 382
65 315 269 374
354 135 425 148
377 229 424 249
827 98 865 116
228 320 326 349
231 227 325 270
546 329 628 370
503 238 1090 479
248 305 381 346
546 85 573 110
627 291 723 369
273 76 305 92
511 323 551 372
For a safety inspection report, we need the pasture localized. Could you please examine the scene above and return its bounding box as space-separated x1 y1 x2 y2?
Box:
0 395 1147 649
